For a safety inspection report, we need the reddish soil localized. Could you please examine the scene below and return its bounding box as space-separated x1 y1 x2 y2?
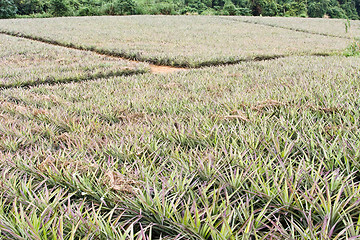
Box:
150 65 186 74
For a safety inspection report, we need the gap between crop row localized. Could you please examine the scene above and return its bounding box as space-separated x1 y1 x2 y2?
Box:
0 68 146 90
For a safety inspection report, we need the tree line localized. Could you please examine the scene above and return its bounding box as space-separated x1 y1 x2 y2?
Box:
1 0 359 19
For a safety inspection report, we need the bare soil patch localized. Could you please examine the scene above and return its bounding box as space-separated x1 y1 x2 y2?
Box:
149 65 186 74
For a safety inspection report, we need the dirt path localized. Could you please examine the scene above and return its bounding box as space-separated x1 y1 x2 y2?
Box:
124 58 187 74
150 65 186 74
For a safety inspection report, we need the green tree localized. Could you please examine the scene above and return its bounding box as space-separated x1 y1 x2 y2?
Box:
0 0 17 18
14 0 46 15
327 6 346 18
50 0 69 16
232 0 250 8
223 0 237 14
355 0 360 15
262 0 278 16
237 7 251 15
341 0 359 19
251 0 263 15
308 1 327 17
78 5 98 15
117 0 136 14
283 0 307 16
102 0 136 15
152 1 176 14
212 0 225 8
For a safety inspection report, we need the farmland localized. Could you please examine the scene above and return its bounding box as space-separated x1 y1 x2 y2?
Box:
0 15 360 239
0 16 350 67
0 34 148 88
225 16 360 38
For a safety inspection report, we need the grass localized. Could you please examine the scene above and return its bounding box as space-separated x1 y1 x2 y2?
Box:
0 34 149 88
1 53 360 238
344 39 360 56
0 16 351 67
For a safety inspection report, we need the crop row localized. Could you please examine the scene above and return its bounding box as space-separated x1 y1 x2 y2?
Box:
224 16 360 39
0 34 149 88
0 55 359 238
0 16 350 67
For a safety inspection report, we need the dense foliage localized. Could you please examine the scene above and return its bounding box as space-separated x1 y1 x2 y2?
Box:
0 0 359 19
0 0 17 18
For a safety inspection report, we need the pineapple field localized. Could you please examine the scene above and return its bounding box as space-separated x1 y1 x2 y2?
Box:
0 15 360 239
